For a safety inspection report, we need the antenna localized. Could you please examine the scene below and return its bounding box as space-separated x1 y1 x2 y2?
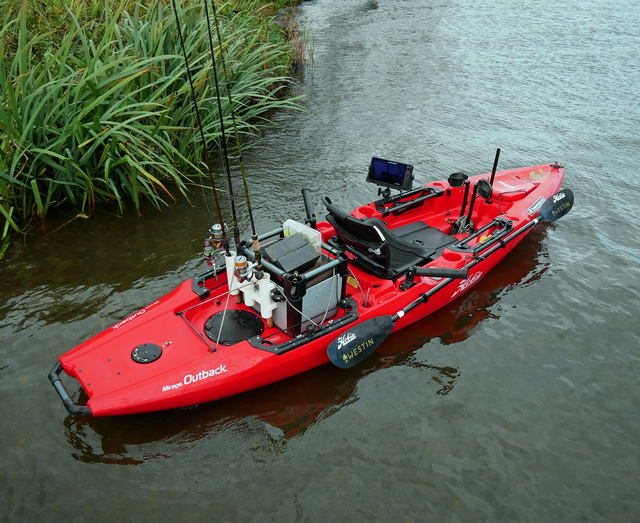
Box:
489 147 501 187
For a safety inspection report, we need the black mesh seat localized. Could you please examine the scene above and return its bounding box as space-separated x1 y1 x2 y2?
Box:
323 196 457 279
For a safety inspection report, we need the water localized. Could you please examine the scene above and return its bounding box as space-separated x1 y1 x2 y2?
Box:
2 0 640 520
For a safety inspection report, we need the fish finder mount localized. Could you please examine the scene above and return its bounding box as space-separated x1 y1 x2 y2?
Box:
366 157 414 201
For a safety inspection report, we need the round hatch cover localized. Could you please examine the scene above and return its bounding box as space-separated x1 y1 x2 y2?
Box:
131 343 162 364
205 310 264 345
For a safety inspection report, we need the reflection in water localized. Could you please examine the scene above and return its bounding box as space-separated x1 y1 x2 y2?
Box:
64 227 550 465
63 364 358 464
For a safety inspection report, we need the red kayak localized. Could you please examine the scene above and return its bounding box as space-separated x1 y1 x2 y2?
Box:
49 155 573 416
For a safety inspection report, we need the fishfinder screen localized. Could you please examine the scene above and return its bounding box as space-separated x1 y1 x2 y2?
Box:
366 157 413 191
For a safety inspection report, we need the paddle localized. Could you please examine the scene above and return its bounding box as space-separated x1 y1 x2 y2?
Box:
327 316 395 369
538 188 574 222
327 188 574 368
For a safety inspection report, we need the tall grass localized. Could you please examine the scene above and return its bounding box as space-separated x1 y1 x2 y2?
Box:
0 0 302 256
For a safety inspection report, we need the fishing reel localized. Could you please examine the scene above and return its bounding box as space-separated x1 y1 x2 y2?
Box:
203 223 227 266
233 255 254 284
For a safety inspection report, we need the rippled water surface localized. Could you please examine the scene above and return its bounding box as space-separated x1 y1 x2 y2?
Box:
2 0 639 520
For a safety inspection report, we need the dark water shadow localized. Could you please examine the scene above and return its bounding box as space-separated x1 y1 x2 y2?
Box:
63 362 364 465
62 227 550 464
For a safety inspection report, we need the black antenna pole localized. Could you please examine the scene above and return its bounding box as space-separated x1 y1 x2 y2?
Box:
489 147 501 187
203 0 241 250
210 0 262 266
170 0 230 256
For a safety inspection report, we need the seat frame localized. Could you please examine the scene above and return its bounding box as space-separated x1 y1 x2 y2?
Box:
322 196 457 279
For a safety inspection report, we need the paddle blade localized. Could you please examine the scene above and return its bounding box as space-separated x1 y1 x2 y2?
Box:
327 316 395 369
539 189 574 222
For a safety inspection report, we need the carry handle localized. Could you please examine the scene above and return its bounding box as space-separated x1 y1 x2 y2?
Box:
48 362 92 415
414 266 469 279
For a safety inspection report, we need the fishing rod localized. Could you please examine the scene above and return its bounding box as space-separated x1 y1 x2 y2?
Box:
202 0 241 250
209 0 262 267
170 0 230 257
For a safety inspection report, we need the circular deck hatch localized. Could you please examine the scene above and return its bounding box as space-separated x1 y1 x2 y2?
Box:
131 343 162 364
204 310 264 345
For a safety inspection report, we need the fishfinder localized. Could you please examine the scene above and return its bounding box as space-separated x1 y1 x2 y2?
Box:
366 157 414 192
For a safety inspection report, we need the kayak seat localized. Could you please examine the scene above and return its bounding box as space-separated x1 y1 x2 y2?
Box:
323 196 456 279
393 221 456 248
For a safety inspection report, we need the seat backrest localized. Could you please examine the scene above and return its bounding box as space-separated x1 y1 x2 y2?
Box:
322 196 433 278
322 197 386 250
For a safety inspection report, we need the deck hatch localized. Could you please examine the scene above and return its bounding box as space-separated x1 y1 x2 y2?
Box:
205 310 265 345
131 343 162 364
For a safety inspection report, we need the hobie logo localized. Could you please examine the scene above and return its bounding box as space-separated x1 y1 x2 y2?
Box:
451 271 483 299
162 364 228 392
553 192 566 203
337 332 357 351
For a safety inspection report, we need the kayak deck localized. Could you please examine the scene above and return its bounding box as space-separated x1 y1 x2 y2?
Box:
50 162 566 416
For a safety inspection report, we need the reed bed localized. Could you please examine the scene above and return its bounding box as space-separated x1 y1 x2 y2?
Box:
0 0 302 256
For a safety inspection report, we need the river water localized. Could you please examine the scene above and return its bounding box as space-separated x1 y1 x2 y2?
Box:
2 0 639 520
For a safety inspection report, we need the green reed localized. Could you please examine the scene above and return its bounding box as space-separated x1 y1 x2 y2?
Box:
0 0 302 256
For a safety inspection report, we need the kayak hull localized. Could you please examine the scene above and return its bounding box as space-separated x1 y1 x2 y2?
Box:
51 163 565 416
